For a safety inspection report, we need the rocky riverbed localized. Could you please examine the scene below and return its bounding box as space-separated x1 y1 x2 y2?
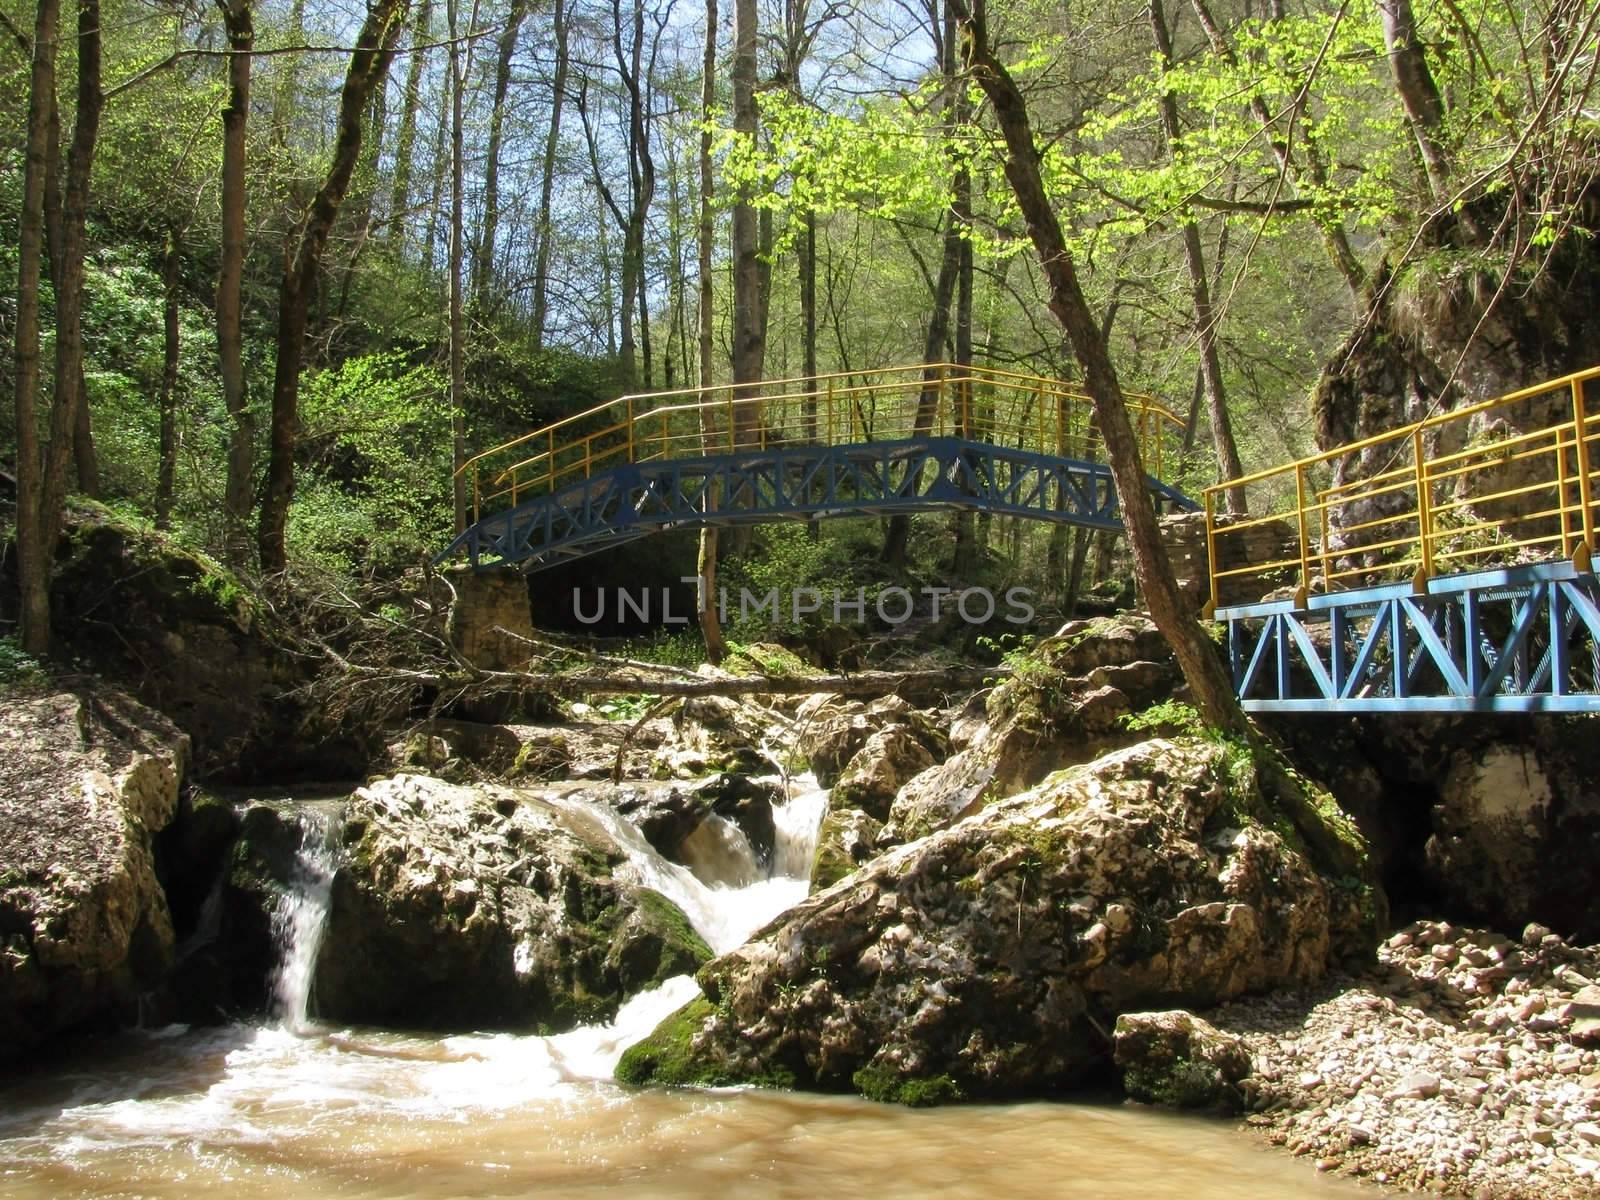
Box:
1206 918 1600 1197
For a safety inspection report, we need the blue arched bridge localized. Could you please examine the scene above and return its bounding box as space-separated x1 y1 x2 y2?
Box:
440 361 1600 714
439 363 1195 571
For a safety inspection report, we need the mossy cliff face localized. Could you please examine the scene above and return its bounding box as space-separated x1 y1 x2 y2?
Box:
32 506 365 780
312 774 709 1032
0 689 188 1058
620 737 1374 1103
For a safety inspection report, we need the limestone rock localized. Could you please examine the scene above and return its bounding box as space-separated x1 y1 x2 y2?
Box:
882 613 1179 841
1422 736 1600 940
811 808 884 890
831 726 937 821
622 737 1365 1102
1114 1009 1252 1111
0 689 188 1058
313 774 710 1031
795 694 945 788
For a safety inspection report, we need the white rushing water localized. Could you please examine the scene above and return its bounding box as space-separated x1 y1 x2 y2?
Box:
551 775 827 956
267 808 337 1030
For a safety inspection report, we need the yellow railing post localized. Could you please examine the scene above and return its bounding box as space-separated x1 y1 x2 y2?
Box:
1202 488 1220 619
1558 424 1575 558
726 390 735 452
1294 462 1311 608
546 430 555 491
827 378 835 443
1412 428 1434 590
1036 381 1046 451
472 469 481 524
626 397 635 462
1318 489 1332 596
1573 379 1595 569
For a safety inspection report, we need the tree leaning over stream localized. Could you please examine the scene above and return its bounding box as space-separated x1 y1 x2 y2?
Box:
949 0 1249 736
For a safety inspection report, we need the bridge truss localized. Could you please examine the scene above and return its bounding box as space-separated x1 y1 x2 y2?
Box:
1204 366 1600 713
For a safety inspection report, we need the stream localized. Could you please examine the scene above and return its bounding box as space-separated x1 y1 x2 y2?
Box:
0 777 1372 1199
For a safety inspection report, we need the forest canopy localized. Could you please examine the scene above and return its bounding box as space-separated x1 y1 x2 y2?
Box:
2 0 1596 659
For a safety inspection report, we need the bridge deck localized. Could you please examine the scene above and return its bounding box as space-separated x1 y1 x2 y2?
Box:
442 364 1193 572
1203 365 1600 713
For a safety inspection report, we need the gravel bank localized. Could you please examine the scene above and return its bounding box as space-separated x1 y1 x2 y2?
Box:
1210 919 1600 1197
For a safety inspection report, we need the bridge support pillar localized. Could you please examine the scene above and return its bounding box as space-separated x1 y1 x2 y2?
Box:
445 566 533 674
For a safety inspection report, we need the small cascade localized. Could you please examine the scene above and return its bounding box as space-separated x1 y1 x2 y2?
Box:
771 779 829 879
552 773 828 956
676 816 762 887
268 808 338 1031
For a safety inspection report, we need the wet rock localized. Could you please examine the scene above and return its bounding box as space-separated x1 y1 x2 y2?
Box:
622 737 1365 1101
609 774 779 866
0 689 188 1058
688 773 780 867
810 808 884 890
1114 1010 1252 1111
313 774 710 1032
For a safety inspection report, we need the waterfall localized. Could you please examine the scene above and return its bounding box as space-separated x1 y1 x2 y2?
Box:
552 774 828 955
268 808 338 1031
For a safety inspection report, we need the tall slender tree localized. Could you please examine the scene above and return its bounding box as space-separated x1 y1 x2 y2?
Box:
949 0 1247 733
12 0 61 655
1150 0 1244 513
216 0 255 565
530 0 570 346
258 0 411 573
696 0 727 661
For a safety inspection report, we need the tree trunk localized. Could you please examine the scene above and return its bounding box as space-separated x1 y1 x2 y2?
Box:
258 0 409 574
155 224 181 529
530 0 568 347
217 0 254 565
387 0 432 251
448 0 469 533
730 0 763 448
474 0 528 313
1377 0 1453 206
1150 0 1245 513
12 0 59 656
951 0 1247 735
421 48 450 269
41 0 105 549
695 0 726 663
881 215 960 568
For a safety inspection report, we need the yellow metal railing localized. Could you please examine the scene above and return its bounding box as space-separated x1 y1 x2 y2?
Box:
456 363 1186 525
1202 365 1600 615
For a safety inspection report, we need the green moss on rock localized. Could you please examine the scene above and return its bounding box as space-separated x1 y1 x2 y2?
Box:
851 1064 964 1107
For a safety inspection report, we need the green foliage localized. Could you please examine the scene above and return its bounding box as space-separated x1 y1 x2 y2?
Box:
0 637 48 693
291 352 451 573
593 694 659 722
1120 699 1204 737
614 630 707 670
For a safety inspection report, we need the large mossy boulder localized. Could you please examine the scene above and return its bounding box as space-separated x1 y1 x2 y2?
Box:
312 774 710 1031
619 737 1377 1103
0 688 187 1058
